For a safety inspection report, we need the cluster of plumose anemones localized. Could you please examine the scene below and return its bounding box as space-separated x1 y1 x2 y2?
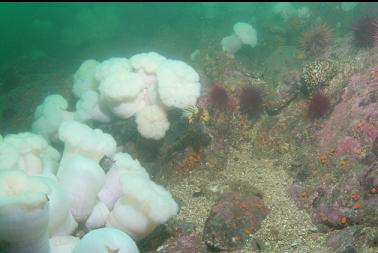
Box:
0 51 203 253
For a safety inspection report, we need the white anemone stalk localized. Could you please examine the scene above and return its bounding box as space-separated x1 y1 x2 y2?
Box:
84 201 110 230
37 175 78 236
57 154 105 222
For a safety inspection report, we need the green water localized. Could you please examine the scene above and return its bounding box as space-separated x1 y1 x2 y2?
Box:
0 2 377 66
1 1 377 133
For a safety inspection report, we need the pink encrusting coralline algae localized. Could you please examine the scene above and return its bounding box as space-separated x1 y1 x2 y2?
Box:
318 66 378 159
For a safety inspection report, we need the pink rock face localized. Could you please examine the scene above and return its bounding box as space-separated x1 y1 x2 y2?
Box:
335 136 361 157
318 67 378 159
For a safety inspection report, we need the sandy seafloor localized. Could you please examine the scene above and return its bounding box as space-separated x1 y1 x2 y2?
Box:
165 124 329 253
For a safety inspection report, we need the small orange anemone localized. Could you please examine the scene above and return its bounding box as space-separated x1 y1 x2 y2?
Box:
320 154 328 164
353 202 360 209
370 186 377 194
351 191 359 201
338 216 348 225
355 147 365 157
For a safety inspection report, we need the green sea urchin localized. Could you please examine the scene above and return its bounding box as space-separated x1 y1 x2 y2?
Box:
299 23 333 57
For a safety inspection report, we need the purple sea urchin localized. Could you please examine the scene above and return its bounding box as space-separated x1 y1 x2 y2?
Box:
307 92 330 119
239 86 263 117
209 85 228 110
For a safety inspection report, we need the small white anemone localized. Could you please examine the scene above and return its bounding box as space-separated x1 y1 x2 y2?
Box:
221 34 243 54
233 22 257 48
32 94 75 142
272 2 298 21
0 169 51 253
72 59 100 98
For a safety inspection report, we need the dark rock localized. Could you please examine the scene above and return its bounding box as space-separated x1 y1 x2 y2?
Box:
192 191 204 198
157 234 208 253
202 191 269 251
250 239 264 252
264 70 301 115
166 219 196 237
327 226 378 253
138 225 170 252
157 219 207 253
372 136 378 159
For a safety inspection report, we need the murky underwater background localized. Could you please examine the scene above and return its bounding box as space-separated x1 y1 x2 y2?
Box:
1 2 378 253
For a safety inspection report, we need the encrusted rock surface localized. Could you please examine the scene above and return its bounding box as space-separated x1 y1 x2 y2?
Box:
202 191 268 251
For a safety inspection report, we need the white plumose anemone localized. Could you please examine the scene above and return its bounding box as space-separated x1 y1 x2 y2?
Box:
221 34 243 54
58 120 116 164
99 72 146 102
0 169 51 253
221 22 258 54
157 60 201 109
72 59 100 98
272 2 298 21
233 22 257 47
75 90 112 123
32 94 75 142
49 236 80 253
106 172 179 241
57 154 105 223
95 57 131 82
84 200 110 230
3 132 60 176
37 175 78 236
98 152 149 210
71 52 202 140
72 227 139 253
135 105 170 140
0 140 20 170
130 52 167 74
